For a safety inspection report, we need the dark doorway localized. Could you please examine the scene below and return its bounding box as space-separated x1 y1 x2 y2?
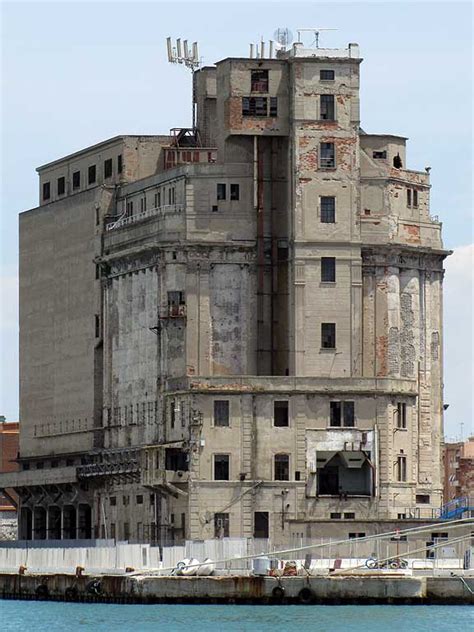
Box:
254 511 269 538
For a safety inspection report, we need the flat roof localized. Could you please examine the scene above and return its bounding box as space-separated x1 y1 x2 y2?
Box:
360 133 409 141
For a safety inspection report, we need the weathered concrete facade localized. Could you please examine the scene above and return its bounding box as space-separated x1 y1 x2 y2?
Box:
1 41 449 546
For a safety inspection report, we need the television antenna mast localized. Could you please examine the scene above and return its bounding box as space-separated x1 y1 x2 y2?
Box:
296 27 338 48
166 37 200 130
273 27 293 50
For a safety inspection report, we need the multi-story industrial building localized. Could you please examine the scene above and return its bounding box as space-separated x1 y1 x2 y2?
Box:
0 39 449 545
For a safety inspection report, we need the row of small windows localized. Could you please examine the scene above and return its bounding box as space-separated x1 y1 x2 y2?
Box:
216 183 240 201
212 453 294 481
42 154 122 201
249 68 335 94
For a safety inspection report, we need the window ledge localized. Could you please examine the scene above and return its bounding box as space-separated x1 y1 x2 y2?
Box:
320 281 336 286
326 426 357 430
320 347 337 352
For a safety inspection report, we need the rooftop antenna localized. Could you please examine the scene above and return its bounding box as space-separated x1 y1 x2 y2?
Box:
296 27 338 48
166 36 200 130
273 27 293 51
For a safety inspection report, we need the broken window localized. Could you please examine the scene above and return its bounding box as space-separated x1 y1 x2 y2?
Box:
330 401 355 427
397 402 407 429
396 455 407 482
320 142 335 168
416 494 430 504
321 322 336 349
242 96 268 117
214 454 230 480
214 400 230 427
230 184 240 200
167 291 185 316
393 153 403 168
104 158 113 179
274 454 290 481
88 165 96 185
274 400 289 427
269 97 278 117
320 95 335 120
373 150 387 159
72 171 81 189
57 176 65 196
251 69 269 92
320 69 335 81
317 451 372 496
117 154 123 174
165 448 188 471
42 181 51 201
217 183 226 200
321 257 336 282
254 511 269 538
320 196 336 223
214 512 229 538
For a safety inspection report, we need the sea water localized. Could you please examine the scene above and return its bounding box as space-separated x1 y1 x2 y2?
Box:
0 602 472 632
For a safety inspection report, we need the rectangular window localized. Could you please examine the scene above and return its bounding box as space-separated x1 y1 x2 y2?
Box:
330 512 342 519
416 494 430 504
321 322 336 349
274 400 289 427
214 512 229 538
251 69 269 92
269 97 278 117
217 183 226 200
330 401 355 427
407 189 412 207
167 290 185 316
140 197 146 213
320 69 335 81
57 177 65 196
117 154 123 174
95 314 100 338
320 196 336 223
104 158 113 179
397 456 407 482
123 522 130 541
214 454 230 480
110 496 116 506
320 94 335 120
88 165 96 185
321 257 336 282
320 142 335 168
274 454 290 481
214 400 230 427
230 184 240 200
344 512 356 519
110 523 116 539
136 494 143 505
413 189 418 207
254 511 269 538
397 402 407 429
373 151 387 159
349 532 366 539
72 171 80 189
170 399 176 428
42 181 51 201
242 96 268 117
123 495 129 506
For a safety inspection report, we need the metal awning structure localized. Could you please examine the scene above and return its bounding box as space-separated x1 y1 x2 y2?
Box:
315 450 370 469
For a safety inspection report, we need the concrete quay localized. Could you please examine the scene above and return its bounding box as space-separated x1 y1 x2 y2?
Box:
1 572 473 605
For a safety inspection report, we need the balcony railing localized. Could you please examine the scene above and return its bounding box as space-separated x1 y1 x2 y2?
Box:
106 204 185 232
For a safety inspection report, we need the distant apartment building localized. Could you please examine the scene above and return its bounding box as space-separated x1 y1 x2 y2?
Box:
0 39 449 545
0 417 19 539
443 437 474 503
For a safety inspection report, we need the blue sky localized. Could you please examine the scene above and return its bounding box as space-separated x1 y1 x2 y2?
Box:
1 1 472 438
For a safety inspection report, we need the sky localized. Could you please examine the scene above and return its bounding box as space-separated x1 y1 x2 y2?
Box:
0 1 473 439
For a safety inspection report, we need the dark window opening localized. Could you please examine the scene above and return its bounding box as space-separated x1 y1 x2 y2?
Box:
373 151 387 159
317 452 371 497
330 512 342 519
117 154 123 174
36 461 44 470
136 494 143 504
269 97 278 117
42 181 51 201
274 400 289 427
214 454 229 480
214 512 229 538
110 496 116 506
416 494 430 504
397 455 407 482
230 184 240 200
254 511 269 538
167 291 185 316
330 401 355 427
170 399 176 428
217 183 226 200
165 448 188 471
321 196 336 223
123 495 129 506
413 189 418 207
104 158 113 179
274 454 290 481
251 69 269 92
349 532 366 539
88 165 96 185
212 205 218 212
407 189 412 207
22 462 30 471
242 96 268 117
344 512 356 519
393 153 403 169
321 257 336 282
320 69 335 81
214 400 230 427
295 471 301 481
57 177 65 196
321 322 336 349
95 314 100 338
320 94 335 120
397 402 407 429
320 142 335 168
72 171 80 189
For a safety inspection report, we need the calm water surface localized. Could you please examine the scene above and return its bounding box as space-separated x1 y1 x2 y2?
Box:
1 601 472 631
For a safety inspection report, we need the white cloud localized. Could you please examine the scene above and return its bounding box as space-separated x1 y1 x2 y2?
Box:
443 244 474 440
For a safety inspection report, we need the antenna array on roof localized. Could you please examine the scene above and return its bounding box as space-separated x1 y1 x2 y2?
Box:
167 36 200 70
